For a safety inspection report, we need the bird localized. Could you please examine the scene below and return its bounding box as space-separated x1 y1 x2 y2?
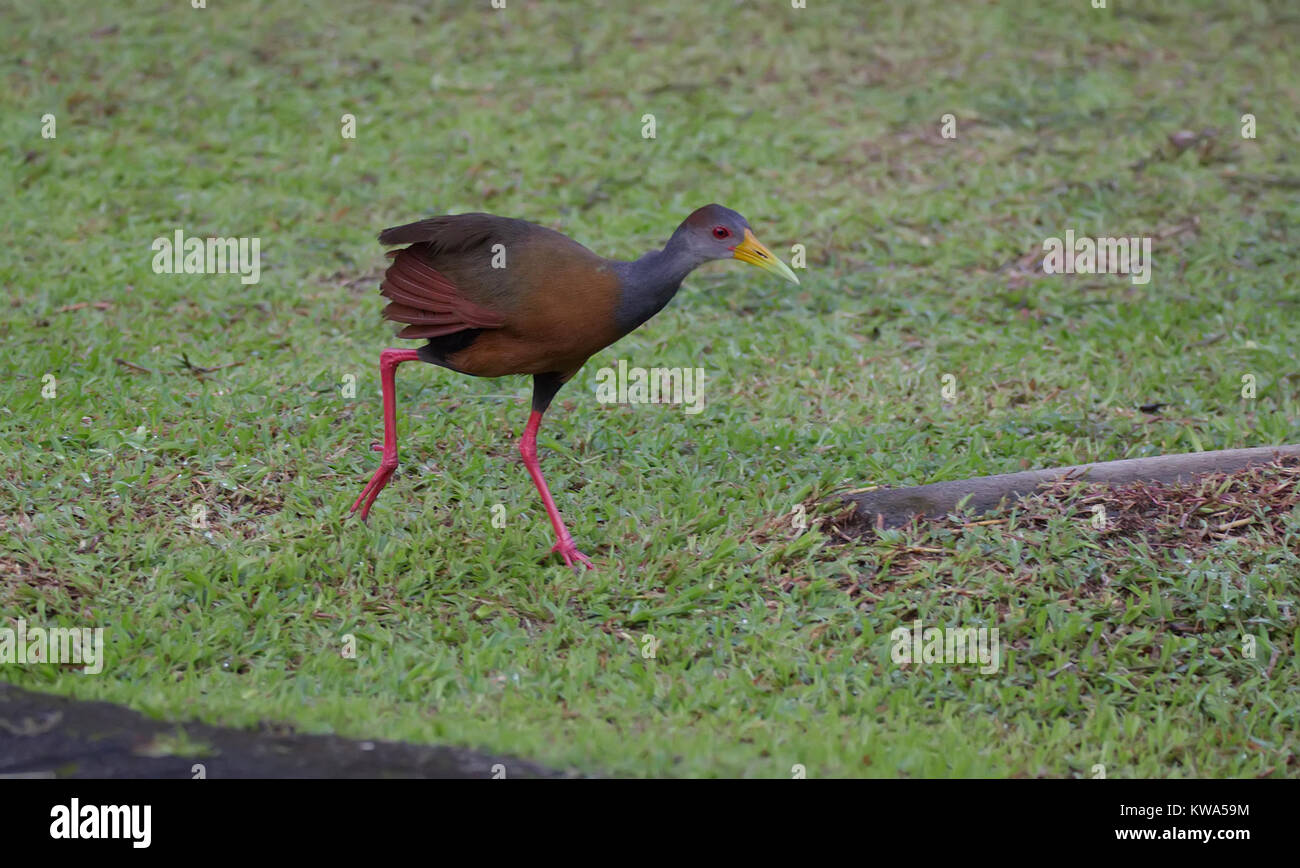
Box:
350 204 799 570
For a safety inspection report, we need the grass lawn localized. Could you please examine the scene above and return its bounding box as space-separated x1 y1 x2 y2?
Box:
2 0 1298 777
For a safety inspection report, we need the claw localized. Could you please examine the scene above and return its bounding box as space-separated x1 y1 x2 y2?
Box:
351 460 397 520
551 538 595 572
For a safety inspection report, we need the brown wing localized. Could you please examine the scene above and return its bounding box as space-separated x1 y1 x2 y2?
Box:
379 246 507 339
378 213 511 253
375 213 624 374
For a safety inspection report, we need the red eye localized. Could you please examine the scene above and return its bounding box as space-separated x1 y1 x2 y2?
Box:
712 226 731 239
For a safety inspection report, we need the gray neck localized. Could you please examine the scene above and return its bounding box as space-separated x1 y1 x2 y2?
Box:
612 231 707 334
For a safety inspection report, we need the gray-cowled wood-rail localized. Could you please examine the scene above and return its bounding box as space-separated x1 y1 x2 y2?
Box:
351 204 799 570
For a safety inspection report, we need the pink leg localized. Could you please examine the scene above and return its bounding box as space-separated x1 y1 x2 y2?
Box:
519 410 594 571
351 348 423 520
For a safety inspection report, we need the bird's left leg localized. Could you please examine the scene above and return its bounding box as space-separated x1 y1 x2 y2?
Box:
521 373 593 571
351 348 423 520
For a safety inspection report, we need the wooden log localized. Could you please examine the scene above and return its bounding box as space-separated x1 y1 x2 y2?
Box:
845 444 1300 530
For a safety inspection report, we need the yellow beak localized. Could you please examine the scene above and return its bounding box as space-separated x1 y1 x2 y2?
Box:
732 228 800 285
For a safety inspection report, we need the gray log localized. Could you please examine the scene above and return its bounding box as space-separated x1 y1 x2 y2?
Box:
845 444 1300 530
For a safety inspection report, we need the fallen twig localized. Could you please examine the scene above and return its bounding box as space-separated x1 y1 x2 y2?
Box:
113 358 156 375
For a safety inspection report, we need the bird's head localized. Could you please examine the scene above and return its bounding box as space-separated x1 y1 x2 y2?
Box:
674 204 800 284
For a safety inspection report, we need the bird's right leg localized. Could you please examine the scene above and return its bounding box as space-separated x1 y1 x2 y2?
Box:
351 348 423 520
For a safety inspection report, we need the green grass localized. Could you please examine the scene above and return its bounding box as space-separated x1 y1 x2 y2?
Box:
2 0 1298 777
